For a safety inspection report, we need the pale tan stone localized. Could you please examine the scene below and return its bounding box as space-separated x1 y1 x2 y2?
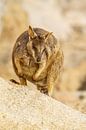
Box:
0 77 86 130
53 91 86 114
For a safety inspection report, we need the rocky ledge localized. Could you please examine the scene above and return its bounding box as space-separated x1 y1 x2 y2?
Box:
0 77 86 130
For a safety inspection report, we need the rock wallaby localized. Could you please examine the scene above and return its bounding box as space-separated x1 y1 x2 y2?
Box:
11 26 64 96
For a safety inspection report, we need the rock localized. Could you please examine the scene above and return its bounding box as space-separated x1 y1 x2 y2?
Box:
0 77 86 130
53 91 86 114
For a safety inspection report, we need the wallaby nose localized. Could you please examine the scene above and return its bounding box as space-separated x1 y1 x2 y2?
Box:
37 57 40 62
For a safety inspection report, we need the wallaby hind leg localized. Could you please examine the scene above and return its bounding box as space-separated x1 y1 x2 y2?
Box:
12 57 27 85
47 50 63 96
48 64 61 96
10 77 27 86
10 79 19 84
47 67 60 96
37 85 48 95
35 78 48 95
19 77 27 85
41 87 48 95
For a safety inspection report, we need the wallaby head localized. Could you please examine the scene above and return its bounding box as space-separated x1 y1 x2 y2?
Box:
27 26 52 63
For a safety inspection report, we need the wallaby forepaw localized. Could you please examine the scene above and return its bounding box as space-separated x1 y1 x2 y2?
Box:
10 79 20 84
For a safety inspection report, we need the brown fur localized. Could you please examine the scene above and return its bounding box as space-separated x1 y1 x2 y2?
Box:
11 26 64 96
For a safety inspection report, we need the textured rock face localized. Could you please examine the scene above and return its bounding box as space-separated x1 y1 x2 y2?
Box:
0 77 86 130
53 91 86 114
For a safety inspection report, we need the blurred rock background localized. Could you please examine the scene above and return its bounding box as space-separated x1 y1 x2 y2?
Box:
0 0 86 112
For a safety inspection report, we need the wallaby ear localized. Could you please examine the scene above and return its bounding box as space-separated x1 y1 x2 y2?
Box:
28 25 37 39
44 32 53 42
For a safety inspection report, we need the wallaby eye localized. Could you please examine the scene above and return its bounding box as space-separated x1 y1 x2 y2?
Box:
38 36 45 41
32 46 36 49
38 36 42 39
32 46 37 51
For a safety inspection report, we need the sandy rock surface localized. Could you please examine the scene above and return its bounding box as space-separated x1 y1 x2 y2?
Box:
0 77 86 130
53 91 86 114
